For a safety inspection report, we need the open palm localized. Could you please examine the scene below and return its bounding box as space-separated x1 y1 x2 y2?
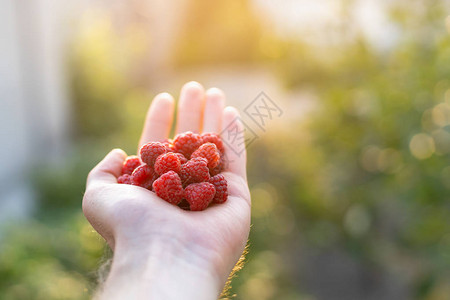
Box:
83 82 251 286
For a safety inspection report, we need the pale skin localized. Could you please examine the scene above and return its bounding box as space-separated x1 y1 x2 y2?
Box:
83 82 251 300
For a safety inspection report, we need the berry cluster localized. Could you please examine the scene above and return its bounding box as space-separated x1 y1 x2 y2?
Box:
117 132 228 211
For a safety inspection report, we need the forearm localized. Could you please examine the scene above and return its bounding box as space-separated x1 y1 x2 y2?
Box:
96 236 224 300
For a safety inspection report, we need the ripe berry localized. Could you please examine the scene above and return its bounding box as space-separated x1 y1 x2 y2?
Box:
174 153 188 165
122 156 142 175
173 131 203 158
131 164 156 189
154 152 181 176
191 143 220 169
210 156 226 176
152 171 184 205
201 132 225 153
185 182 216 211
180 157 210 186
209 174 228 204
140 142 168 166
117 174 132 184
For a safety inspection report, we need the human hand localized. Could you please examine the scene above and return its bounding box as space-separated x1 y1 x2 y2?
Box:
83 82 251 300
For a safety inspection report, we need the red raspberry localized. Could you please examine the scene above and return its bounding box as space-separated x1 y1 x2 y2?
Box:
191 143 220 169
152 171 184 205
140 142 168 166
117 174 132 184
174 153 188 165
185 182 216 211
209 174 228 204
131 164 156 189
173 131 203 158
201 132 225 153
122 156 142 175
180 157 210 186
154 152 182 176
210 156 226 176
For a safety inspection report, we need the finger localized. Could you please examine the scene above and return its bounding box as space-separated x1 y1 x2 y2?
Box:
87 149 126 188
221 107 247 180
176 81 205 133
202 88 225 133
139 93 175 148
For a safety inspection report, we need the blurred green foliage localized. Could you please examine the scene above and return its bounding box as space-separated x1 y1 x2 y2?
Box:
237 1 450 299
0 212 106 299
174 0 264 66
70 11 152 141
2 0 450 299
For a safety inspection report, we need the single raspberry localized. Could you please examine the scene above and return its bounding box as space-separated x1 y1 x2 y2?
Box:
117 174 132 184
122 156 142 175
140 142 168 166
209 174 228 204
152 171 184 205
210 156 226 176
131 164 156 189
185 182 216 211
173 131 203 158
180 157 210 186
201 132 225 153
154 152 182 176
191 143 220 169
174 153 188 165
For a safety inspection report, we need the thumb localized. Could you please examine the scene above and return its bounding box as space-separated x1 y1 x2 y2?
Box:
87 149 127 188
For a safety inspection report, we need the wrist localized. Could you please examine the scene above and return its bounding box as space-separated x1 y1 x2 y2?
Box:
99 232 224 300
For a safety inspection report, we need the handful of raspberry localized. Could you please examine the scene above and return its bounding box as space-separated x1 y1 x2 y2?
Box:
117 132 228 211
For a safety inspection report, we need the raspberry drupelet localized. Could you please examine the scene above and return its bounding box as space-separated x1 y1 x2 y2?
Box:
191 143 220 169
154 152 182 176
153 171 184 205
180 157 210 186
185 182 216 211
140 142 168 166
122 156 142 175
173 131 203 158
131 164 156 190
209 174 228 204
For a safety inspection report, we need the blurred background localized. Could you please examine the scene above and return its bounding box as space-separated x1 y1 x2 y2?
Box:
2 0 450 299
